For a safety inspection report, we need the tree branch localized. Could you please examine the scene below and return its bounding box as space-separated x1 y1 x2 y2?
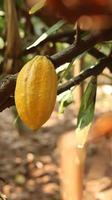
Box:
57 56 112 95
51 29 112 67
0 29 112 111
0 55 111 112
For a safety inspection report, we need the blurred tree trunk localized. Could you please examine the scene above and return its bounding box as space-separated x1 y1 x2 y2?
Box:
3 0 22 74
73 57 84 110
59 132 86 200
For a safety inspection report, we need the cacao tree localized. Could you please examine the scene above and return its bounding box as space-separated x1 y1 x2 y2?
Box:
0 1 112 199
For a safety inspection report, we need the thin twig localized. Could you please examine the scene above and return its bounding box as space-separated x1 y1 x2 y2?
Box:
51 29 112 67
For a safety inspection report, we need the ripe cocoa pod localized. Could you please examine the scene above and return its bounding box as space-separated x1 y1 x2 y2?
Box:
15 56 57 130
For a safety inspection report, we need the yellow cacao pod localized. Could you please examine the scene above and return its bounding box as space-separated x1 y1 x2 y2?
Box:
15 56 57 130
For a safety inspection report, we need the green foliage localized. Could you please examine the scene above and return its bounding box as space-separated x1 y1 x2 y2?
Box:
27 20 66 49
29 0 46 14
59 59 75 80
0 0 3 8
74 77 97 148
0 3 4 34
58 90 73 113
77 77 97 129
96 42 112 55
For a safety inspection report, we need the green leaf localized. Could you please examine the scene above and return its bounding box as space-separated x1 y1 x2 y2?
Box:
59 58 75 81
58 90 73 113
47 20 66 35
27 20 66 49
75 77 97 148
29 0 46 14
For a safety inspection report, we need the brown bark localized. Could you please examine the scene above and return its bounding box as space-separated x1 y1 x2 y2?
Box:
3 0 22 74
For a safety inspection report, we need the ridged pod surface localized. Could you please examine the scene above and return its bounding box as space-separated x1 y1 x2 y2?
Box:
15 56 57 130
